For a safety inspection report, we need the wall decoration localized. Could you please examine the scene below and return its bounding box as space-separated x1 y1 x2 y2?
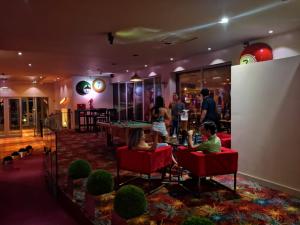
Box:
76 81 91 95
92 78 106 93
240 43 273 65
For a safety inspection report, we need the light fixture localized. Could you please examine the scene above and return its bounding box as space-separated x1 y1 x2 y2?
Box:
174 66 185 72
212 76 221 80
170 57 174 61
208 47 212 51
144 64 148 68
219 17 229 24
32 80 37 84
268 30 274 34
40 76 43 79
184 87 187 91
126 69 129 73
18 52 22 56
28 63 32 67
130 73 142 82
149 72 157 77
57 77 60 80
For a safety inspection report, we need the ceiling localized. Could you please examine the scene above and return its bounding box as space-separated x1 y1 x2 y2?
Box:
0 0 300 83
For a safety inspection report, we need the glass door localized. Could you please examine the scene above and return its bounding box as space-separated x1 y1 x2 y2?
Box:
8 98 22 136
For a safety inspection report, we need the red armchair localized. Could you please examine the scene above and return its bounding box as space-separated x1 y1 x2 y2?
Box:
116 145 173 186
217 132 231 148
177 146 238 191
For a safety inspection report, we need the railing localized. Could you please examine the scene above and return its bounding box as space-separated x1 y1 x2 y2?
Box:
43 124 58 197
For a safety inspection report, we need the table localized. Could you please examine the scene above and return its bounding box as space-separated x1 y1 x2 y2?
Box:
98 121 153 146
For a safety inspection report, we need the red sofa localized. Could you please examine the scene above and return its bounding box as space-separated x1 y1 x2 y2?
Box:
176 146 238 191
217 132 231 148
116 145 173 185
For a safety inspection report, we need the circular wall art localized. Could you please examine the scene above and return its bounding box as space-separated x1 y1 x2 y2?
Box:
92 78 106 93
76 81 91 95
240 43 273 65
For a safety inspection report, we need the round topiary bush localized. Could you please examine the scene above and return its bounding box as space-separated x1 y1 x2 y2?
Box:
87 170 114 196
114 185 147 220
181 216 214 225
11 151 20 156
18 148 26 152
68 159 92 179
3 156 13 164
26 145 33 150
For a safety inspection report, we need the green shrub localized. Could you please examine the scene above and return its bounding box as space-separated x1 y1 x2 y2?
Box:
19 148 26 152
26 145 33 150
87 170 114 196
182 216 214 225
11 151 20 156
114 185 147 220
3 156 13 161
68 159 92 179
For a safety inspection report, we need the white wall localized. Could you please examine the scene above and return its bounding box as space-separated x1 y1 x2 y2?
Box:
0 82 56 113
71 76 113 109
232 55 300 196
112 29 300 106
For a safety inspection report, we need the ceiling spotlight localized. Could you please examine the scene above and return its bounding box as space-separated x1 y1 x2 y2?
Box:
56 77 60 80
28 63 32 67
40 76 43 79
219 17 229 24
144 64 148 68
126 70 129 73
18 52 22 56
268 30 274 34
170 57 174 61
208 47 212 51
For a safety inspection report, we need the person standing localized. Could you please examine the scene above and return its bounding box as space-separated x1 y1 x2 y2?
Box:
151 96 171 142
169 93 185 137
199 88 220 128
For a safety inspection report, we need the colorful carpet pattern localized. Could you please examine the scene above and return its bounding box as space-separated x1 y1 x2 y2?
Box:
56 130 300 225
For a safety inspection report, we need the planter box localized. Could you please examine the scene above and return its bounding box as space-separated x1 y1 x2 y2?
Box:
66 177 87 204
112 212 156 225
84 192 115 221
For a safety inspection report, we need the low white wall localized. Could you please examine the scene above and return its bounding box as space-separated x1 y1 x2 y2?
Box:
232 55 300 196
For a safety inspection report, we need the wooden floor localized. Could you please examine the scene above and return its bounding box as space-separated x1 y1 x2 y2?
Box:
0 134 44 159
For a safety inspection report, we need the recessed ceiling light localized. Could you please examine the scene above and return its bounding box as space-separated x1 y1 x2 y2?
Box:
208 47 212 51
219 17 229 24
184 87 187 91
268 30 274 34
57 77 60 80
144 64 148 68
170 57 174 61
28 63 32 67
18 52 22 56
126 70 129 73
40 76 43 79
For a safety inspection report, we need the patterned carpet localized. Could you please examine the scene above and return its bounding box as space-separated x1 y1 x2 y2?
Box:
56 130 300 225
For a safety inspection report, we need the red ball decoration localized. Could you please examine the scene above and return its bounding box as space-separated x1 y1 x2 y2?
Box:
240 43 273 64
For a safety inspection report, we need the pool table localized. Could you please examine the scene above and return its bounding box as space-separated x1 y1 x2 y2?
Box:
98 121 152 146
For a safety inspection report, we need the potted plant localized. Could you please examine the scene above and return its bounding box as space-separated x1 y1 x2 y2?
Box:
181 216 214 225
11 151 20 160
2 156 13 166
67 159 92 200
18 148 27 158
112 185 148 225
25 145 33 155
85 170 114 221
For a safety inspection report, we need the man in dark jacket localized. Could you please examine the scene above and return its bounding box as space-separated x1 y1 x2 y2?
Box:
200 88 219 128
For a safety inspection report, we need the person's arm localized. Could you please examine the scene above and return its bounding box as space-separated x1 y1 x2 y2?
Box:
200 99 208 123
200 109 207 123
148 131 158 151
187 130 200 150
